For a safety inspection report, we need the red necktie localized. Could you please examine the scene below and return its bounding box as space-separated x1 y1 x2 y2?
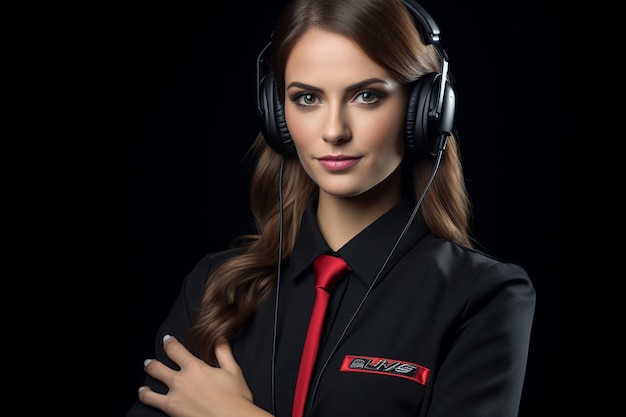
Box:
292 254 351 417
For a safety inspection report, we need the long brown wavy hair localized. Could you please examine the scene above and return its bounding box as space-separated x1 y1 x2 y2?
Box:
189 0 472 366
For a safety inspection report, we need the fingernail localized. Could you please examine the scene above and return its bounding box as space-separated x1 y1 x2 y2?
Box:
138 386 146 393
163 334 172 343
143 358 153 367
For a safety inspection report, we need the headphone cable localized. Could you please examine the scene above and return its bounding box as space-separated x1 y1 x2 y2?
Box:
308 148 445 409
271 156 285 416
271 146 445 415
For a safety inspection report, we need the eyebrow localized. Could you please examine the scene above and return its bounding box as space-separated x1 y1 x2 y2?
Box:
286 77 390 92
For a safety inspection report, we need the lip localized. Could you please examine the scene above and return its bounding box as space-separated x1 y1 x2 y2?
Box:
317 155 361 171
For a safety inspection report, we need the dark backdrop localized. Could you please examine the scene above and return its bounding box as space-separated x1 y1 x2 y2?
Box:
58 1 614 416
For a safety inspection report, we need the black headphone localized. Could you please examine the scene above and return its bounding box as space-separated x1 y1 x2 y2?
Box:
256 0 455 158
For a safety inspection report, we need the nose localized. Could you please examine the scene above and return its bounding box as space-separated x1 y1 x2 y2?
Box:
321 104 351 145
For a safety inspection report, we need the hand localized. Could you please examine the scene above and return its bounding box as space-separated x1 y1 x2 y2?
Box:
138 335 270 417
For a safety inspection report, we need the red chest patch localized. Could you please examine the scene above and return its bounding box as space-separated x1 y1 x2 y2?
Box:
340 355 430 385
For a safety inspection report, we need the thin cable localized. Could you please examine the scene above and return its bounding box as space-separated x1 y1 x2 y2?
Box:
271 156 285 416
309 149 445 408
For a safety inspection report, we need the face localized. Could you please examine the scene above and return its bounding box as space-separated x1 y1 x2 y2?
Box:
283 28 408 199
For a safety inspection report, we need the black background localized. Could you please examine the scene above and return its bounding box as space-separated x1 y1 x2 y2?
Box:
58 1 614 416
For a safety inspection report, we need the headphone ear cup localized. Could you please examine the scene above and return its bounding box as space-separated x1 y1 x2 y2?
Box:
271 78 296 155
259 69 295 155
405 72 438 157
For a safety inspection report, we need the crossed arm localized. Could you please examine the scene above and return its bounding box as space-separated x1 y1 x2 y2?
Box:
138 335 273 417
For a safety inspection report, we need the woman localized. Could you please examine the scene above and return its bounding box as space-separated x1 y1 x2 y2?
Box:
128 0 535 416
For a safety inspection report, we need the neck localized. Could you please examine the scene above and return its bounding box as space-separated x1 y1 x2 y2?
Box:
316 167 402 251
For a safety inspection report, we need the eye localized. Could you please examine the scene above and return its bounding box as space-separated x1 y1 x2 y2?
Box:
290 92 319 108
353 89 384 105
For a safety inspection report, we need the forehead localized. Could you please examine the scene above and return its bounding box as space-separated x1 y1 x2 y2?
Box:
285 28 392 85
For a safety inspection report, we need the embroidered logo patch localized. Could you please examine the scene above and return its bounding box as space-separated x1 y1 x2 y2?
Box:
340 355 430 385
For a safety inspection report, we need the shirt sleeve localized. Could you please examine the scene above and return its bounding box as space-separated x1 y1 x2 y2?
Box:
421 261 536 417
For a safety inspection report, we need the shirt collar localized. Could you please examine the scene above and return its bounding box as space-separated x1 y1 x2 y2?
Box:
287 193 430 288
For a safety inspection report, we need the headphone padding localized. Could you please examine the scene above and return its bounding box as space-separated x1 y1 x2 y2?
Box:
260 70 295 155
405 73 435 156
272 78 296 155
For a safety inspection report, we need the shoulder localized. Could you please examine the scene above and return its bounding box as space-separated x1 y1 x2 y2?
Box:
179 247 245 300
417 235 535 297
414 236 536 324
188 247 245 277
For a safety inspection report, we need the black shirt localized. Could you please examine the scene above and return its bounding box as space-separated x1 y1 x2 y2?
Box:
127 195 536 417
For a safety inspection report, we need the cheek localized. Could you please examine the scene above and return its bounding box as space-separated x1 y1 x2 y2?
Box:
284 107 316 172
361 111 406 155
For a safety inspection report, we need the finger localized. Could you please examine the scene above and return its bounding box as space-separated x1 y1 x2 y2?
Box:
214 340 241 374
161 334 196 369
137 385 166 409
214 340 253 401
143 358 176 385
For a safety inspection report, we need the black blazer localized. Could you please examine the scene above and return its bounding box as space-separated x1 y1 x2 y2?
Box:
127 195 536 417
